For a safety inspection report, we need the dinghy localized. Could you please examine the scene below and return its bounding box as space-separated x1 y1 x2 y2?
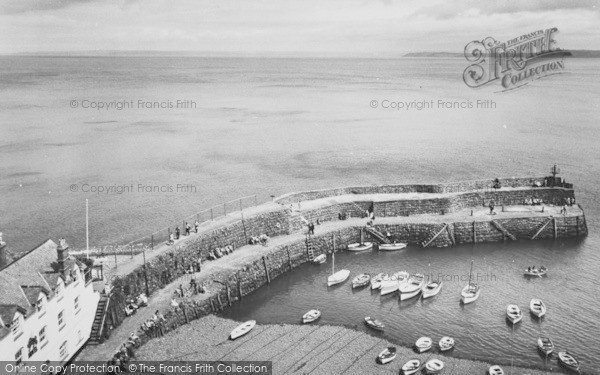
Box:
399 273 425 301
327 252 350 286
378 242 407 251
460 260 480 304
370 273 388 290
380 271 409 296
506 304 523 324
537 337 554 356
364 316 385 331
415 336 433 353
424 359 444 374
524 266 548 277
557 351 580 372
377 346 397 364
313 254 326 264
438 336 455 351
422 280 443 299
488 365 504 375
347 242 373 251
352 273 371 288
229 320 256 340
401 359 422 375
302 309 321 324
530 298 547 318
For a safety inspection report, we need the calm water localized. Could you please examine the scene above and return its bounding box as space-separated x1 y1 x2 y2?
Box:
1 56 599 372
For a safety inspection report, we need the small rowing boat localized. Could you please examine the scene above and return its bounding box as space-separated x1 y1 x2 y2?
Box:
537 337 554 356
347 242 373 251
422 280 443 299
370 273 388 289
401 359 421 375
352 273 371 288
364 316 385 331
415 336 432 353
313 254 326 264
229 320 256 340
327 252 350 286
557 351 580 372
399 273 425 301
530 298 547 318
377 346 397 364
438 336 455 351
424 359 444 374
506 304 523 324
380 271 409 296
302 309 321 323
488 365 504 375
524 266 548 277
378 242 407 251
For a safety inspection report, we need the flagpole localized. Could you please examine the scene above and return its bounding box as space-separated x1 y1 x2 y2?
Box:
86 199 89 259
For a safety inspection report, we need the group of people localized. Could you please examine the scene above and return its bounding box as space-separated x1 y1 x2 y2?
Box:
167 220 201 245
124 293 148 316
207 244 235 260
527 265 547 272
524 198 544 205
249 234 270 246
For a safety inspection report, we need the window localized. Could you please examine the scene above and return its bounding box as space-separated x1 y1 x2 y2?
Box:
37 296 46 315
59 341 68 359
12 315 22 338
56 281 64 300
74 296 80 313
28 336 38 357
15 348 23 365
39 326 47 345
57 310 65 329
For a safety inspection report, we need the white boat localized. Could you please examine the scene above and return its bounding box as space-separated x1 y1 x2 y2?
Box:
460 260 480 304
537 337 554 356
364 316 385 331
377 346 397 364
313 254 326 264
229 320 256 340
380 271 409 296
378 242 407 251
401 359 421 375
347 242 373 251
506 304 523 324
302 309 321 323
352 273 371 288
557 351 580 372
399 273 425 301
424 358 444 374
438 336 455 351
488 365 504 375
530 299 547 318
422 280 443 299
370 273 388 290
415 336 432 353
524 266 548 277
327 252 350 286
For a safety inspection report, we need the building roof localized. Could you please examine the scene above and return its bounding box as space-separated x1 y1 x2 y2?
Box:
0 239 82 340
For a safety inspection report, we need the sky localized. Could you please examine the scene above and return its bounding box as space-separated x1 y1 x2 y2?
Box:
0 0 599 55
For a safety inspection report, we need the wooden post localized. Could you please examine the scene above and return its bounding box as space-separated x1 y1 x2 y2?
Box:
553 217 558 239
217 292 223 310
210 208 214 221
286 247 292 270
130 244 133 259
254 195 258 206
576 216 580 236
224 203 227 216
114 250 118 268
237 272 243 299
239 198 243 212
472 221 477 243
332 234 336 253
210 298 216 313
226 285 232 306
263 256 270 283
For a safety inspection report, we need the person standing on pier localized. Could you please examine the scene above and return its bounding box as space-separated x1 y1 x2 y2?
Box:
175 226 180 239
185 222 191 236
194 220 200 233
489 200 495 215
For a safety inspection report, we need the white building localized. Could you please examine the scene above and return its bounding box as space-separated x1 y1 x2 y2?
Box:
0 239 100 370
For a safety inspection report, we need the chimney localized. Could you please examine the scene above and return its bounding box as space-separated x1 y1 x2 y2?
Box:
56 238 69 277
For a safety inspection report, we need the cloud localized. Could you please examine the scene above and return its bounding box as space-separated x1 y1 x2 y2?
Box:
0 0 96 15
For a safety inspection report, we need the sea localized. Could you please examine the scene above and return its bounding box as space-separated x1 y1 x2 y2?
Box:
0 56 599 372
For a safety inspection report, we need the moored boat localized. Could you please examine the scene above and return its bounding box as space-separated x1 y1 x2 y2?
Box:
229 320 256 340
347 242 373 251
327 252 350 286
524 266 548 277
530 298 547 318
415 336 432 353
378 242 407 251
422 280 443 299
557 351 580 372
371 273 388 290
401 359 421 375
352 273 371 288
302 309 321 323
399 273 425 301
537 337 554 356
438 336 455 351
364 316 385 331
377 346 397 364
313 254 326 264
380 271 409 296
506 304 523 324
424 358 444 374
460 260 480 304
488 365 504 375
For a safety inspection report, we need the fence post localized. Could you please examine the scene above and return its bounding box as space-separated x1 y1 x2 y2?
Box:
210 208 214 221
239 198 243 212
114 250 118 268
254 195 258 206
130 244 133 259
224 203 227 216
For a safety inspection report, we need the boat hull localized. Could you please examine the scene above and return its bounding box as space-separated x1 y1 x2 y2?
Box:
401 360 421 375
400 288 421 301
230 320 256 340
352 274 371 288
422 281 443 299
347 242 373 251
378 243 407 251
313 254 326 264
328 269 350 286
302 310 321 324
460 285 480 304
424 359 444 374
